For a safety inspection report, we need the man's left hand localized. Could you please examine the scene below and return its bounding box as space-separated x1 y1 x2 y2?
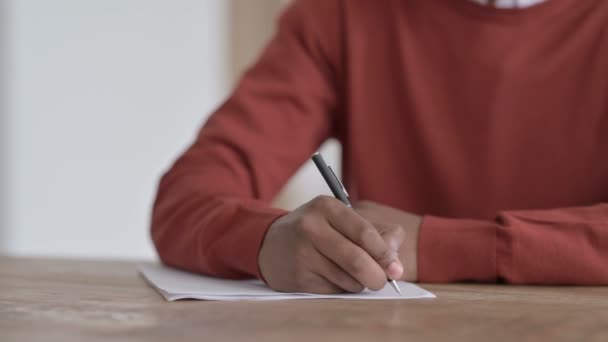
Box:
354 201 422 282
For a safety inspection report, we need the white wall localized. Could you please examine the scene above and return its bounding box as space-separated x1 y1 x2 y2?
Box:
1 0 340 260
1 0 9 251
2 0 231 259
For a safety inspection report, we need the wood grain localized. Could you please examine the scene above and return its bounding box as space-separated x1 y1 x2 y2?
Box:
1 257 607 342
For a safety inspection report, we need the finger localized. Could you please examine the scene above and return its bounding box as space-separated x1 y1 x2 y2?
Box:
303 272 344 294
375 222 406 252
319 199 402 273
375 222 406 279
309 223 387 291
309 247 365 293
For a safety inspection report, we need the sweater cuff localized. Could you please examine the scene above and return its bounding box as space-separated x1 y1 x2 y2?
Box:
418 215 498 283
226 206 287 279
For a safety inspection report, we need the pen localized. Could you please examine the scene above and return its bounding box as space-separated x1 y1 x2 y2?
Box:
311 152 402 295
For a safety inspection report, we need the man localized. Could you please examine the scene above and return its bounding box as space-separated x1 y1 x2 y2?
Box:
151 0 608 293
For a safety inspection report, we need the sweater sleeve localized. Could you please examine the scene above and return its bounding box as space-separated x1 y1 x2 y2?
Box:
418 203 608 284
151 0 342 279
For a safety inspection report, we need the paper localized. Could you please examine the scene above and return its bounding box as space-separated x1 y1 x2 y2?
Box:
139 264 436 301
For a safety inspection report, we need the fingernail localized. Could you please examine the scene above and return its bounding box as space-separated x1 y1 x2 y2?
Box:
387 261 403 279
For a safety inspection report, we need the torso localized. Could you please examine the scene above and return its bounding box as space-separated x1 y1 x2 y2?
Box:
337 0 608 217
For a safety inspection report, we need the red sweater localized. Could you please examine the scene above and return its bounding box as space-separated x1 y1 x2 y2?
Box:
152 0 608 284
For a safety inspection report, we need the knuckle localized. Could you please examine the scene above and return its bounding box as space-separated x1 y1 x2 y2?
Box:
385 224 406 249
348 253 369 277
378 248 398 266
388 223 403 234
293 224 307 239
312 195 339 213
355 224 377 244
312 195 331 207
393 225 406 241
326 198 343 213
294 215 315 237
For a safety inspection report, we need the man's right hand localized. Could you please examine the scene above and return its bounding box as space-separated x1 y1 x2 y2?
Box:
258 196 405 294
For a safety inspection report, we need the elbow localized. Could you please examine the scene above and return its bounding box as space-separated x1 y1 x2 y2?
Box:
149 175 184 268
150 201 175 267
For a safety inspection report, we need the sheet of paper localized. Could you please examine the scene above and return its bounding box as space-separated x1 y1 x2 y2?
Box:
139 264 436 301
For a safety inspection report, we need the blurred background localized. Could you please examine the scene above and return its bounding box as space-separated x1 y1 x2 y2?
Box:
0 0 339 260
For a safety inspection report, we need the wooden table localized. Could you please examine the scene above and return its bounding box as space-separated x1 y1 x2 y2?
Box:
1 257 607 341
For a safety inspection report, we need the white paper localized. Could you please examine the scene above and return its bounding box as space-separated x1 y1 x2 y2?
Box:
139 264 436 301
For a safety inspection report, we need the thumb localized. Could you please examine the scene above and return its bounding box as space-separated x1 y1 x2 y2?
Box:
373 222 406 279
374 222 406 252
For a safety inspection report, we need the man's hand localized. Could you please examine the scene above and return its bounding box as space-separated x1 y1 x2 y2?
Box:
258 196 405 294
353 201 422 282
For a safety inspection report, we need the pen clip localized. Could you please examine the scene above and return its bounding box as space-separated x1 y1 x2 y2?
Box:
328 166 349 198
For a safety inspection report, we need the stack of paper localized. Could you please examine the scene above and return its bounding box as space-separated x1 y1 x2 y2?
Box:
139 264 436 301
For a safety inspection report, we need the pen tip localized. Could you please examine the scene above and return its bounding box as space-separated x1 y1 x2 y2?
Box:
390 280 402 296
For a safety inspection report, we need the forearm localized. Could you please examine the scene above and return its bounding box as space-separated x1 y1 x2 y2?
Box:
151 166 286 279
419 203 608 285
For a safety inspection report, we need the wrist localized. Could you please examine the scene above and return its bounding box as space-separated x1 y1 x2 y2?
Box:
400 216 421 282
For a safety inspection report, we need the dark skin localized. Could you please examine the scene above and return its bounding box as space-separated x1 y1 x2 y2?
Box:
258 196 422 294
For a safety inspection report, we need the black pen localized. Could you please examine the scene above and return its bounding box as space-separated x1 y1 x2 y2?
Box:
311 152 402 295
